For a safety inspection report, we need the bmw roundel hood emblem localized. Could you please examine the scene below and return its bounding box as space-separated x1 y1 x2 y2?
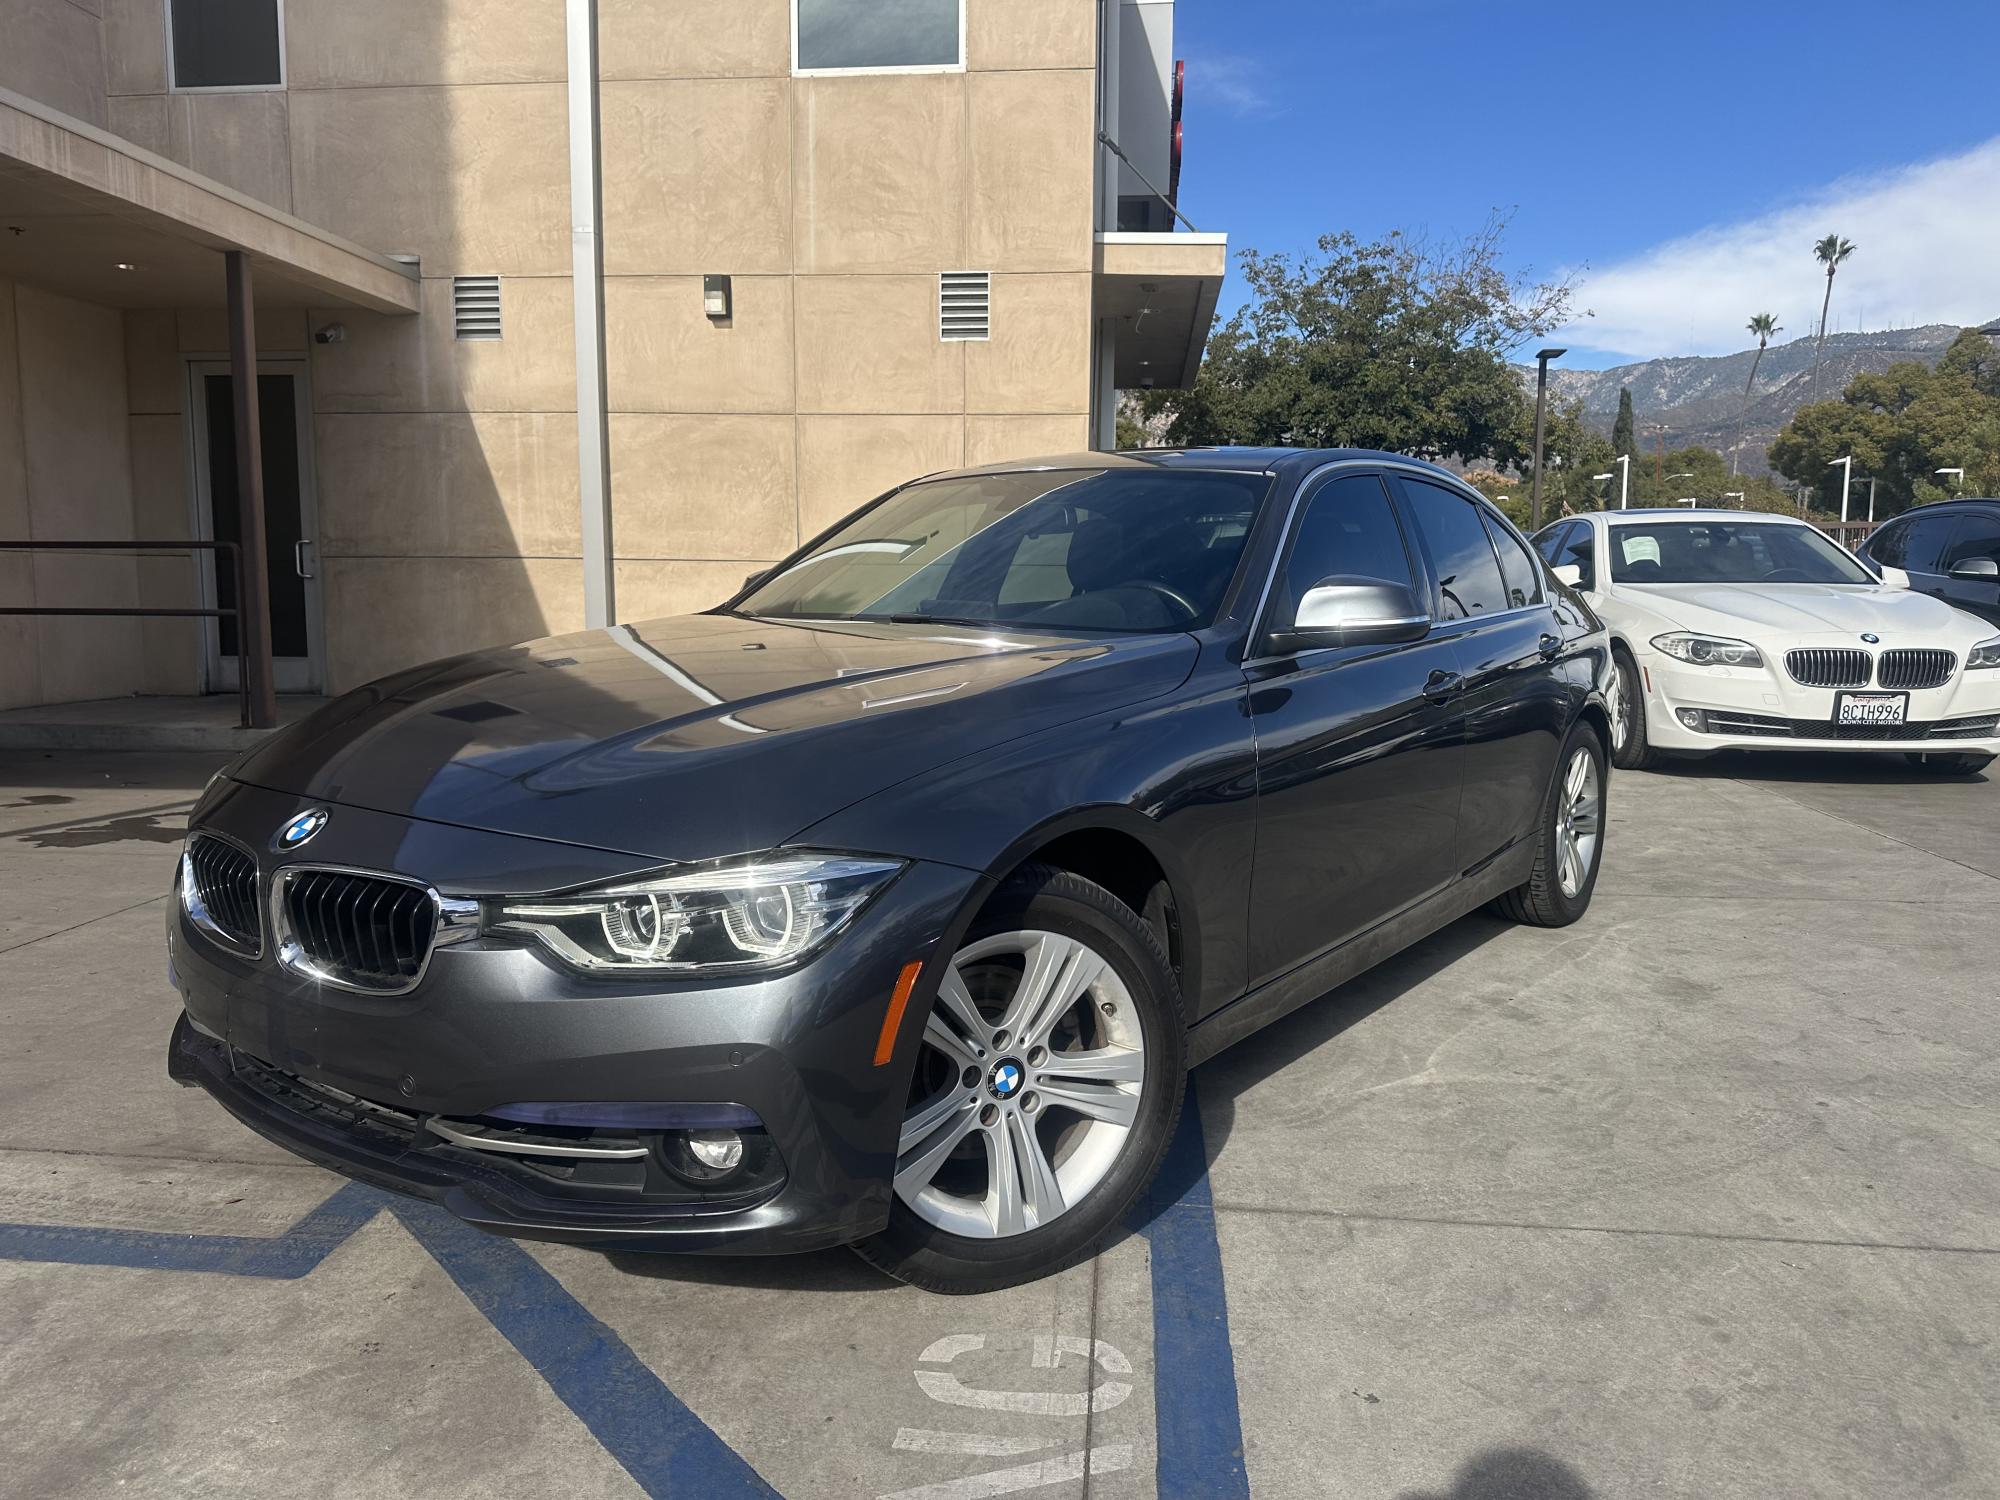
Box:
1860 632 1880 644
276 807 329 850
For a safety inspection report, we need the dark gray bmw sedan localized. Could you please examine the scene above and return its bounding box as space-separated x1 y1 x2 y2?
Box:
169 448 1612 1292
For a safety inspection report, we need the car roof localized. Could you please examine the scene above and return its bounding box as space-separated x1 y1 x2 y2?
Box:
939 446 1466 484
1878 497 2000 515
1600 508 1811 524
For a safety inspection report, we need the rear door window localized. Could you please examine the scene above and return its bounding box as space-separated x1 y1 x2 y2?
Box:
1482 511 1545 609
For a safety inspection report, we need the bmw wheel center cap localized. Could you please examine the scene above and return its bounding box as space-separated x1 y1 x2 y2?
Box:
989 1059 1024 1100
277 807 329 850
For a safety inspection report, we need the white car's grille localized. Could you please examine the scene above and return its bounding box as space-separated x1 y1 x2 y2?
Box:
1877 649 1955 690
1785 648 1870 688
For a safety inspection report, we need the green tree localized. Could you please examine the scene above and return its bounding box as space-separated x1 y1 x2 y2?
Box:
1138 221 1573 463
1809 233 1856 400
1611 387 1636 457
1771 329 2000 512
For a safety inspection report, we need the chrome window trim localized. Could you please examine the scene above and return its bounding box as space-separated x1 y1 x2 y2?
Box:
1242 457 1547 667
269 862 468 997
180 828 264 959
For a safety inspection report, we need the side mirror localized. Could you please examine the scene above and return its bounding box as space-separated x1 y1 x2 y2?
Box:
1269 576 1430 654
1551 563 1584 588
1948 557 1999 582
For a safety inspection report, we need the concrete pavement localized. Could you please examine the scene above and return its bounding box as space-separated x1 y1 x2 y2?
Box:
2 747 1996 1498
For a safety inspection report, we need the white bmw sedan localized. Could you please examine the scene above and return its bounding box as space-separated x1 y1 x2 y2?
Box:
1530 508 2000 775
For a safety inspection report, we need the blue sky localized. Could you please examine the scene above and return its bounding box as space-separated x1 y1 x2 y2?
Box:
1171 0 2000 368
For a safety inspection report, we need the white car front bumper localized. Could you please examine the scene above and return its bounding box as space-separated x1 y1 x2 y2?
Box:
1635 646 2000 755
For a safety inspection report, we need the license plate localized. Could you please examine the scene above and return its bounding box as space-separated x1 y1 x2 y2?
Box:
1836 691 1908 726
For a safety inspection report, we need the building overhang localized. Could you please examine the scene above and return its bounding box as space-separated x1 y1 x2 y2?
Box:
0 87 419 315
1093 230 1228 390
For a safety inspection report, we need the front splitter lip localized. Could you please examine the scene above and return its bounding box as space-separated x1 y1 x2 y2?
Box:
167 1013 871 1255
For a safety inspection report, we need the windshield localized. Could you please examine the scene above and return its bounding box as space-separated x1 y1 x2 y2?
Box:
734 469 1270 633
1606 520 1874 585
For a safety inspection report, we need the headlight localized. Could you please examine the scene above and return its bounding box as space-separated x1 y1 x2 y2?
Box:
1650 632 1764 668
485 852 903 975
1969 636 2000 670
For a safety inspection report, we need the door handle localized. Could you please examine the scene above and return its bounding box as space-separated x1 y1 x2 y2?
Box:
1538 632 1563 660
1422 669 1464 703
294 539 315 580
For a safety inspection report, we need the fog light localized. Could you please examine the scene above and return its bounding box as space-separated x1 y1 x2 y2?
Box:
1676 708 1707 732
686 1128 744 1173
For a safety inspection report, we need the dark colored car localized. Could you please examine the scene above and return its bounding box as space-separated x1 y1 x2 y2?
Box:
168 449 1613 1292
1859 499 2000 626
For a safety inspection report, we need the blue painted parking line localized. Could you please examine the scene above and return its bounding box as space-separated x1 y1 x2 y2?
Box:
389 1197 781 1499
2 1094 1249 1500
1132 1089 1251 1499
0 1180 381 1277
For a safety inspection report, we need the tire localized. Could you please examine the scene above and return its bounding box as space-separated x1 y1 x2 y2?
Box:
1904 751 1996 777
853 864 1187 1294
1607 645 1661 770
1491 722 1607 928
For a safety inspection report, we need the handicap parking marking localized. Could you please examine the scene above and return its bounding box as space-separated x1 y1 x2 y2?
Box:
0 1091 1247 1500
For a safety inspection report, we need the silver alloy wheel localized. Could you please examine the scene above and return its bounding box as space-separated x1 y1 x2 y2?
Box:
1556 746 1602 898
1608 660 1631 752
895 929 1146 1239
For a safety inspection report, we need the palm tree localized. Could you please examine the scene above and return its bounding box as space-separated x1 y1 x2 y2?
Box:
1734 312 1780 473
1743 312 1780 398
1809 234 1855 399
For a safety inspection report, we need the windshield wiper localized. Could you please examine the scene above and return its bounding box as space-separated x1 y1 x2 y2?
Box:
880 612 999 629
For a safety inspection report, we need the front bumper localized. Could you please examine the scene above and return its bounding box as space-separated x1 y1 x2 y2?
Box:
1635 649 2000 755
166 779 983 1254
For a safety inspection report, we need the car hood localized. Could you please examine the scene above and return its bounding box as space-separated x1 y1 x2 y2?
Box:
1629 583 1990 645
231 614 1198 863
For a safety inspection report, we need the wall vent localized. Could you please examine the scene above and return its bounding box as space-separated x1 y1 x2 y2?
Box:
939 271 990 341
452 276 502 340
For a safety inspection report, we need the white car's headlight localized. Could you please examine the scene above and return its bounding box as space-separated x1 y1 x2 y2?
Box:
486 852 903 975
1968 636 2000 670
1650 632 1764 668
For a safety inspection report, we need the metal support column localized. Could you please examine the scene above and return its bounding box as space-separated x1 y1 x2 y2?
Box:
567 0 615 628
224 251 277 729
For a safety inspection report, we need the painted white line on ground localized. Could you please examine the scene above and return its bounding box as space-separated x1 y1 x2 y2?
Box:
892 1430 1061 1457
877 1444 1134 1500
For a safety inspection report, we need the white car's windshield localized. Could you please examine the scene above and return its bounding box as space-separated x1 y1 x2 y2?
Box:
1607 521 1873 586
735 468 1270 633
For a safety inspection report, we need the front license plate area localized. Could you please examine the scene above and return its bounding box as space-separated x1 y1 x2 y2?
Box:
1836 691 1908 726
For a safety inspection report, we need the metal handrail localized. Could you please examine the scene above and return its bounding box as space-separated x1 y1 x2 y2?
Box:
0 540 250 728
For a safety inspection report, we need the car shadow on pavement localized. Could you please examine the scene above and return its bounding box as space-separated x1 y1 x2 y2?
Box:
1637 750 1990 786
1396 1445 1597 1500
1161 910 1517 1202
602 1242 891 1292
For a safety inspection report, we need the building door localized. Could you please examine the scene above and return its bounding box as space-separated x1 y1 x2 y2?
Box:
189 361 324 693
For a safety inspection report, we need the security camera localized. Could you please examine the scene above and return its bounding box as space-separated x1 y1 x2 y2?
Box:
314 322 347 345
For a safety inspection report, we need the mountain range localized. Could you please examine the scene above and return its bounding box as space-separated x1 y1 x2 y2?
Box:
1531 325 1974 476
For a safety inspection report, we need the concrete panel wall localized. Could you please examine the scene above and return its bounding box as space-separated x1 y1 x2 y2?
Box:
0 0 108 126
39 0 1099 698
0 279 149 709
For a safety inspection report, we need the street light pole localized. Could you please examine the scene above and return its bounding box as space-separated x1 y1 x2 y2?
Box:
1935 467 1965 495
1612 452 1630 509
1530 346 1565 532
1831 454 1853 523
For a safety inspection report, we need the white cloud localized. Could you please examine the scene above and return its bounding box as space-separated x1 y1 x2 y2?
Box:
1195 53 1275 118
1557 137 2000 359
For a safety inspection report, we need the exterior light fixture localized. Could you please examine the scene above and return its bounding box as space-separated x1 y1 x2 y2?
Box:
703 274 732 320
115 261 137 271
